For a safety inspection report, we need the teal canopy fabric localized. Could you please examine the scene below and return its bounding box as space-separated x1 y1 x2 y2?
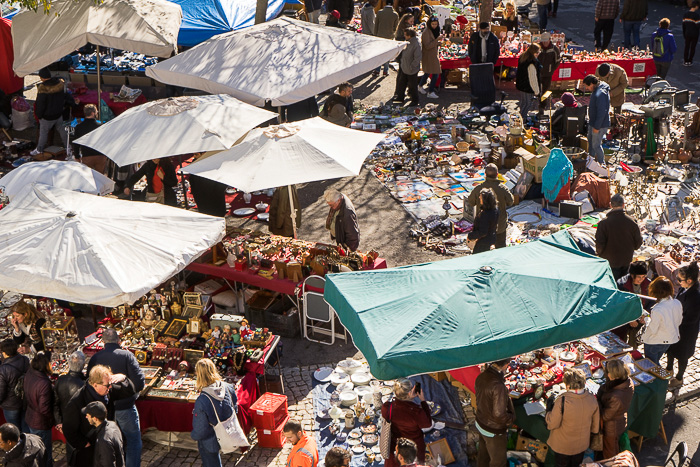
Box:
324 231 643 380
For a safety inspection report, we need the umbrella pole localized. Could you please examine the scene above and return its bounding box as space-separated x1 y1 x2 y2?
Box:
278 106 284 123
96 45 101 121
288 184 297 239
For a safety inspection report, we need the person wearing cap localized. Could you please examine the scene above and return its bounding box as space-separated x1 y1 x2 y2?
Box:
594 0 619 51
468 22 500 66
582 74 610 164
327 0 354 22
326 10 343 27
466 164 514 249
538 32 561 113
30 67 77 158
595 63 628 113
83 401 125 467
551 92 581 139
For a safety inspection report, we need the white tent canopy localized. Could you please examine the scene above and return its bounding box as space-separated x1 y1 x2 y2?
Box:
0 184 224 307
180 117 385 192
74 95 276 166
146 17 407 106
12 0 182 76
0 160 114 200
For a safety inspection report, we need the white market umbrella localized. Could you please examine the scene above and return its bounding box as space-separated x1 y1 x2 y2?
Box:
0 183 224 307
0 160 115 200
181 117 385 236
146 17 407 106
11 0 182 77
73 95 276 166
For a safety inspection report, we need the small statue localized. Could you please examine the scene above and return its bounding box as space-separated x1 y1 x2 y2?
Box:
142 310 156 329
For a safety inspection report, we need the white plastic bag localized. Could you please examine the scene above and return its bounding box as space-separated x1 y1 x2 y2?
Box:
11 108 33 131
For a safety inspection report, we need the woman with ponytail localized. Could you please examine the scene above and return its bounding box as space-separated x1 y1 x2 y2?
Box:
666 262 700 388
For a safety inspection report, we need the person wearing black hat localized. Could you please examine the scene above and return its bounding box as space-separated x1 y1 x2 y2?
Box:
595 63 628 113
468 23 500 65
83 401 125 467
30 67 77 158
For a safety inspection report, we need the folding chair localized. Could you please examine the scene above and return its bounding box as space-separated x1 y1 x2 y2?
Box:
302 275 346 345
663 442 688 467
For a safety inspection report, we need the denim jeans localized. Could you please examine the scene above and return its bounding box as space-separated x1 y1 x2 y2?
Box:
115 406 142 467
36 117 68 152
537 4 548 30
588 126 609 163
2 409 22 431
374 62 390 74
198 441 222 467
419 73 439 93
28 427 52 467
623 21 642 48
645 343 670 366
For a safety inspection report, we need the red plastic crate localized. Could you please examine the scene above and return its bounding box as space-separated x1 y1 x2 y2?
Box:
251 393 288 430
257 415 289 449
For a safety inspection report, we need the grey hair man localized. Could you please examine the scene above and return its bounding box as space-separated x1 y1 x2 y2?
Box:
595 193 642 280
323 188 360 251
54 350 87 460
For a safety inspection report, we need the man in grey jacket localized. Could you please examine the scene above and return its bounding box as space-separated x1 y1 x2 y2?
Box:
392 27 422 106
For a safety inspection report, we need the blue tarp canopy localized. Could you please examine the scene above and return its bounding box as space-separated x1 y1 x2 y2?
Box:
170 0 299 46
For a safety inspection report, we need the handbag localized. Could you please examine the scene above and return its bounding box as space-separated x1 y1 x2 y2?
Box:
590 432 604 452
379 402 392 458
203 391 250 453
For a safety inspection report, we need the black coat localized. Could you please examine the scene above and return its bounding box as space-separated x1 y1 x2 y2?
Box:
24 368 54 431
72 118 103 158
468 31 500 65
516 58 542 94
63 380 135 467
54 370 86 424
327 0 354 21
188 175 227 217
0 354 30 411
86 343 145 410
468 208 499 253
2 433 45 467
595 209 643 269
35 78 70 121
94 420 125 467
668 285 700 360
125 159 178 206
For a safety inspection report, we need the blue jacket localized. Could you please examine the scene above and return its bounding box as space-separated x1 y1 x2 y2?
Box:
86 343 145 410
589 81 611 130
650 28 677 62
191 382 238 453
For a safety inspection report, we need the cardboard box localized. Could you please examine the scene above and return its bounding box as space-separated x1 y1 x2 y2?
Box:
515 147 550 183
516 434 549 463
447 68 467 85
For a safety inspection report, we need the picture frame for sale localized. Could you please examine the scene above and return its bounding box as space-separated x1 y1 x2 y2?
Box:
188 318 201 334
634 358 657 372
573 363 592 379
427 439 455 465
633 371 656 384
183 304 203 318
163 318 188 338
183 292 202 307
153 320 167 334
183 349 204 369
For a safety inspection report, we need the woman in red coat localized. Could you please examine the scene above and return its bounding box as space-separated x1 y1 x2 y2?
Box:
381 379 432 467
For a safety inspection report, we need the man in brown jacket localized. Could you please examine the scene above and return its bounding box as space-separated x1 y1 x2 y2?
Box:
475 358 514 467
595 194 642 280
268 185 301 238
595 63 628 113
374 0 399 76
467 164 515 248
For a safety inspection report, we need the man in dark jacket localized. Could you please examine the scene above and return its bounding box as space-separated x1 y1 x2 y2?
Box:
538 32 561 113
583 75 610 164
0 339 29 431
595 194 643 280
466 164 514 248
475 358 515 467
594 0 619 51
620 0 647 49
0 423 45 467
683 1 700 66
63 365 135 467
123 158 178 206
55 351 86 463
468 23 500 65
324 188 360 251
86 329 144 467
327 0 354 22
72 103 107 173
84 401 125 467
31 67 75 157
320 82 354 127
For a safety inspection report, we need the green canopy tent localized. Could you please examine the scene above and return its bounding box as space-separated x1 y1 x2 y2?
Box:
324 231 643 380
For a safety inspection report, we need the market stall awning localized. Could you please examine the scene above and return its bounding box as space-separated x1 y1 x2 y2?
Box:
168 0 295 47
146 17 407 106
180 117 386 192
73 95 276 166
0 184 224 307
11 0 182 76
324 231 644 380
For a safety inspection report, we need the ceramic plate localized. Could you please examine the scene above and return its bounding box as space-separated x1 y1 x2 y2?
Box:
314 367 334 382
348 438 361 446
317 408 331 419
225 187 236 194
233 207 256 216
352 445 365 455
680 236 698 246
257 213 269 221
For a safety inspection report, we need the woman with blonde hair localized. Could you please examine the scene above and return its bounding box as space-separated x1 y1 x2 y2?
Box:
10 300 46 352
501 1 518 31
597 359 634 459
640 276 683 365
515 43 542 120
381 379 432 467
191 359 239 467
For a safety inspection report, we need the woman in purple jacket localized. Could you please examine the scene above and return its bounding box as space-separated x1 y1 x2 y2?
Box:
24 351 55 467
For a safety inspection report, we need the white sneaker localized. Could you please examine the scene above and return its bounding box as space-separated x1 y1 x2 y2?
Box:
427 92 439 99
418 86 427 95
29 148 41 157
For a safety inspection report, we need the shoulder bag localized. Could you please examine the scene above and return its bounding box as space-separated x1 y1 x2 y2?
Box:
203 390 250 453
379 402 393 458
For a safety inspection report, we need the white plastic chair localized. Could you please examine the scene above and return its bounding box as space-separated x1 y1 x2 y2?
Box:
302 275 346 345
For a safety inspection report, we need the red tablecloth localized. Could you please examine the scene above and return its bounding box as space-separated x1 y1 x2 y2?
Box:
0 412 66 443
187 257 388 296
73 89 147 117
136 398 194 433
440 55 656 81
